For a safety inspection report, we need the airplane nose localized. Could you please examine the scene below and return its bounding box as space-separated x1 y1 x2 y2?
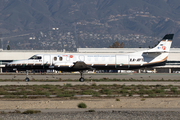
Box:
6 61 17 66
5 63 10 67
6 62 12 66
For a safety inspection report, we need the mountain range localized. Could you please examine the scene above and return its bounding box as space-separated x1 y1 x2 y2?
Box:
0 0 180 50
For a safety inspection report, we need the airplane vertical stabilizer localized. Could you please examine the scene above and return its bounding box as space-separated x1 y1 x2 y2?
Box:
146 34 174 53
142 34 174 64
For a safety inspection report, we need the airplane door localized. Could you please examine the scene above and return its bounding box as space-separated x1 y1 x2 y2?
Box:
43 55 51 65
116 55 129 68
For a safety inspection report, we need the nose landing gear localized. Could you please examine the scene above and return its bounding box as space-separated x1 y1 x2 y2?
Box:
25 77 29 82
25 70 29 82
79 71 85 82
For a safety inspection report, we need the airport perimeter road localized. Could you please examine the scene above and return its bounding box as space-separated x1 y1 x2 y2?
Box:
0 73 180 80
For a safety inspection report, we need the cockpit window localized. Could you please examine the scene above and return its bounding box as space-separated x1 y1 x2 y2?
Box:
29 55 42 60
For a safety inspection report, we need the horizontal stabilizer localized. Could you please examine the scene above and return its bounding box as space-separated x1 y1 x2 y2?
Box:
143 52 162 54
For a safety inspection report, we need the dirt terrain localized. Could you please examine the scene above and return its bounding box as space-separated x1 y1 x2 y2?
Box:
0 98 180 110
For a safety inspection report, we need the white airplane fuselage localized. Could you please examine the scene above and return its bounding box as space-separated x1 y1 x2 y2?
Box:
5 34 174 82
6 51 167 71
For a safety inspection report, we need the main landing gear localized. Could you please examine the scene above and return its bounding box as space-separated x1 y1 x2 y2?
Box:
25 70 29 82
79 71 85 82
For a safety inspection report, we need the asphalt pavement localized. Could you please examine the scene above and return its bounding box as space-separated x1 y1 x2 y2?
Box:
0 73 180 80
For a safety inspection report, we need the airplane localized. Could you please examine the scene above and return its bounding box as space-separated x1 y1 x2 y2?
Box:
6 34 174 82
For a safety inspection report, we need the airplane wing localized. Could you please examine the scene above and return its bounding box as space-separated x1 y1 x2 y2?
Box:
72 61 90 70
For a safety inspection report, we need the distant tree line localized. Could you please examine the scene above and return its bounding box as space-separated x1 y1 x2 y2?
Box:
7 45 10 50
109 41 124 48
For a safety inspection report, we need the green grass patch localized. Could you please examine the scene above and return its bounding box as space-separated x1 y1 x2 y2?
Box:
78 102 87 108
22 110 41 114
87 109 95 112
100 89 112 95
141 98 146 101
0 84 180 99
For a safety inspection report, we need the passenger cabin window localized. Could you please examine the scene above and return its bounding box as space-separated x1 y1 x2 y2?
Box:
137 58 142 62
29 55 42 60
54 57 57 61
59 57 63 61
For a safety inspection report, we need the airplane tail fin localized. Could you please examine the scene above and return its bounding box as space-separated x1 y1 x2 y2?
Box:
141 34 174 64
147 34 174 53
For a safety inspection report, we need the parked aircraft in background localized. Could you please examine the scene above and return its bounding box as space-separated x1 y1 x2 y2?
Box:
6 34 174 82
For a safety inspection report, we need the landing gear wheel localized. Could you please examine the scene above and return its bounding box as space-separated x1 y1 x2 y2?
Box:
25 77 29 82
79 71 85 82
25 70 29 82
79 77 85 82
